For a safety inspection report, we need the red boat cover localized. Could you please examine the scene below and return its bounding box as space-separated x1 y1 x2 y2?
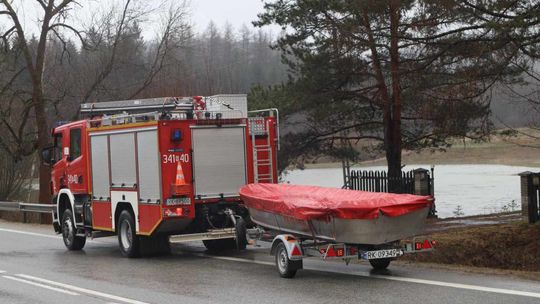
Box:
239 184 432 220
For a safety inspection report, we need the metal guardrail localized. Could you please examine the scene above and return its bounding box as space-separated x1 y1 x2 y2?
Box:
19 203 54 213
0 201 20 212
0 201 53 213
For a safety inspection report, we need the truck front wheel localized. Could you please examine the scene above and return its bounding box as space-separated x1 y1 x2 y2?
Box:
117 210 140 258
61 209 86 251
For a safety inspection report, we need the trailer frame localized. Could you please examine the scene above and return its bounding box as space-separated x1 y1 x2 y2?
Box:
246 226 435 278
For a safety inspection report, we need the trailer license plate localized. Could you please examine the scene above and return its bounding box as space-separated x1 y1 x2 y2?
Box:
364 249 401 260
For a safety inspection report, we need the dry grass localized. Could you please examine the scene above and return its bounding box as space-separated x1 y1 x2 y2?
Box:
402 222 540 272
305 128 540 169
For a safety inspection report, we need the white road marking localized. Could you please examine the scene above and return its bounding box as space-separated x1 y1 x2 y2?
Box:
2 226 540 299
16 274 149 304
2 275 79 296
197 254 540 299
0 227 106 243
369 274 540 298
194 253 274 266
0 270 6 274
0 227 59 239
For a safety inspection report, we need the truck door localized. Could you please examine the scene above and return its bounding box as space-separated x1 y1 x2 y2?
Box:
65 124 87 194
51 130 67 194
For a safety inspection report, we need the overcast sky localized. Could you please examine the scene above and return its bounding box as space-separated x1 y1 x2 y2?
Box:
191 0 268 32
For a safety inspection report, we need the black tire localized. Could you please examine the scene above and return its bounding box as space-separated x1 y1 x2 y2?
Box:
61 209 86 251
369 258 392 270
117 210 140 258
235 217 248 250
275 242 299 278
203 218 248 252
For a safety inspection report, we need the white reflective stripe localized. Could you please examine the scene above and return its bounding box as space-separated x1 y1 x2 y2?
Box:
16 274 149 304
2 275 79 296
89 127 157 136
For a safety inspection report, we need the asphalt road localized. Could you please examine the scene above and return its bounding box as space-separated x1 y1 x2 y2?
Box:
1 219 539 304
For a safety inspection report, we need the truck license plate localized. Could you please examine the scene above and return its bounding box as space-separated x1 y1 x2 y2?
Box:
363 249 402 260
166 197 191 206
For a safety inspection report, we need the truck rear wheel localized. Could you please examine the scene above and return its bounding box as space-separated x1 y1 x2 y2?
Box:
61 209 86 251
118 210 140 258
369 258 392 270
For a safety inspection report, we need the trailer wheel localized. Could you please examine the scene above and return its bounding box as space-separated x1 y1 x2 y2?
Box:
275 242 298 278
61 209 86 251
117 210 140 258
369 258 392 270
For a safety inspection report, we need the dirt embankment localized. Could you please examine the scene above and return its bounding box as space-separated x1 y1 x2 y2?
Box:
402 215 540 273
305 128 540 168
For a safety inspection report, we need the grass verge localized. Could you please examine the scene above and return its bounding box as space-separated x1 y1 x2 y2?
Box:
402 222 540 272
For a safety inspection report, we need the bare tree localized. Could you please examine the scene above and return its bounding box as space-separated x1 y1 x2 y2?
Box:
0 148 32 201
0 0 192 212
74 0 191 107
0 0 83 209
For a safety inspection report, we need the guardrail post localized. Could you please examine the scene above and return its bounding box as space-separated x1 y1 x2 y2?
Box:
519 171 540 224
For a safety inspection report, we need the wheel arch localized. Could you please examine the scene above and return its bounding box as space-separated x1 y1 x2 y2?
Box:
270 234 302 260
57 189 75 224
114 202 135 233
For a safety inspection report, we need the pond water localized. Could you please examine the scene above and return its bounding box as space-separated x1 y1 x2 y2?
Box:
283 164 539 218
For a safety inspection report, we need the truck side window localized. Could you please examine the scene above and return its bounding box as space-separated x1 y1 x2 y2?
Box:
53 133 63 163
70 128 82 160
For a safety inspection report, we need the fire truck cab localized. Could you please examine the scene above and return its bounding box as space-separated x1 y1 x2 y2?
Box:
42 95 279 257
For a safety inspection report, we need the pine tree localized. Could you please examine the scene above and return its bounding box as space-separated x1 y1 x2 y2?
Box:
256 0 520 189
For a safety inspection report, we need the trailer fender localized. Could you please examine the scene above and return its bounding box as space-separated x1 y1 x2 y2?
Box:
56 189 76 228
270 235 303 261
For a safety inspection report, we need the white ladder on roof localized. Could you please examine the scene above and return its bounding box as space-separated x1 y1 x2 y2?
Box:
252 119 274 183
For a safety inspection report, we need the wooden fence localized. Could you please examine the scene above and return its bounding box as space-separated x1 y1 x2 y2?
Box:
346 169 431 195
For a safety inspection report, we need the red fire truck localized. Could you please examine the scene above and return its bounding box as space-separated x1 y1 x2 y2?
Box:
41 95 279 257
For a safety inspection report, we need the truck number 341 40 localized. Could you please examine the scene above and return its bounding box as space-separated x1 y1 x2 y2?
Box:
162 153 190 164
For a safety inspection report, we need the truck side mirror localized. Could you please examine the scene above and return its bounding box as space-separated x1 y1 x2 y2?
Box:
41 146 53 166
